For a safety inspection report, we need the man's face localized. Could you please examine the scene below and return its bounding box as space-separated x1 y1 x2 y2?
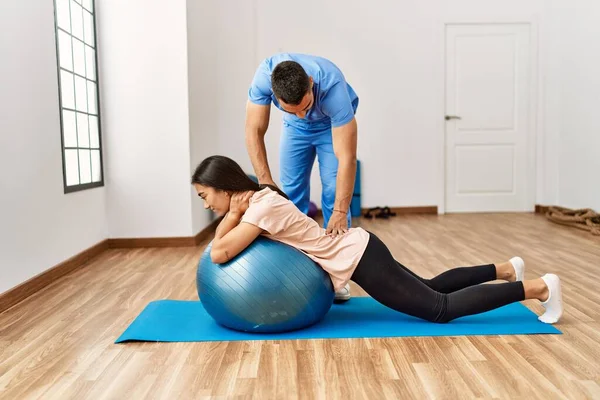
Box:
278 78 314 119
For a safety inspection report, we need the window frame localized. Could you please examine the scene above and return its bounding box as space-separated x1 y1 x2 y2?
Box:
52 0 105 194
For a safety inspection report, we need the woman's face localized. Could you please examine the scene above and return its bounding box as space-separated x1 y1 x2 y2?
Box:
193 184 230 216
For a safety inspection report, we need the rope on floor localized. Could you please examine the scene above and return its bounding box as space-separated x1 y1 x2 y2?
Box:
545 206 600 236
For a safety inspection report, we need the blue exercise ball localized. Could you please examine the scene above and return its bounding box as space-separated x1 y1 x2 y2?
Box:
247 174 259 184
196 236 335 333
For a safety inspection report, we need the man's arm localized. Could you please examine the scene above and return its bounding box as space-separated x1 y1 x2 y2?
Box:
331 117 358 217
245 101 275 185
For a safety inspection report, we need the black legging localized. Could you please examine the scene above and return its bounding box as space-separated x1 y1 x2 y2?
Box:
350 232 525 323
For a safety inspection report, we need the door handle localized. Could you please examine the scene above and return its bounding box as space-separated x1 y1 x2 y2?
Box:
445 115 461 121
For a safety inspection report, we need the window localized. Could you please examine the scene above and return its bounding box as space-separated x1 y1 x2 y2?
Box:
53 0 103 193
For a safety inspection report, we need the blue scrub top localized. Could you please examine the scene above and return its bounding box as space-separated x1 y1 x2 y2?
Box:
248 53 359 132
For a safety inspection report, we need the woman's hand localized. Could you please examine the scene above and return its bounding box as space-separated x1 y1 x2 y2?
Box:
229 191 254 216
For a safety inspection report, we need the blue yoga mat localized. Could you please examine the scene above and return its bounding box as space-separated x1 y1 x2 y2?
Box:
115 297 561 343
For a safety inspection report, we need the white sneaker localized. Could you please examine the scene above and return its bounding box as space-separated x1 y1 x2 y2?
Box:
334 283 351 302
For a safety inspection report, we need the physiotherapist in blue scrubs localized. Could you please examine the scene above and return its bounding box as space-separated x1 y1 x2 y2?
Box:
245 53 359 301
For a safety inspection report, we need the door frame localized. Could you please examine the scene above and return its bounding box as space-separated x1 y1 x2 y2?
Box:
438 17 539 214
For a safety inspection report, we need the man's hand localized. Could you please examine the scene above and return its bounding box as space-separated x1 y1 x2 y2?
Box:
326 210 349 237
245 102 275 184
259 178 284 194
259 178 278 187
327 117 358 238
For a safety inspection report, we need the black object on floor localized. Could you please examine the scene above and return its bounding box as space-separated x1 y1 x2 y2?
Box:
363 207 397 219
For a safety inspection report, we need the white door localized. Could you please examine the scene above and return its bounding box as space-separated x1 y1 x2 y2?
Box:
445 23 533 213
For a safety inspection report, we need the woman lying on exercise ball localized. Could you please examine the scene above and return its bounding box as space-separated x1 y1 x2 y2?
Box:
191 155 563 324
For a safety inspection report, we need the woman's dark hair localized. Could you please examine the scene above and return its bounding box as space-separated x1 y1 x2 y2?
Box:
191 155 289 199
271 61 310 105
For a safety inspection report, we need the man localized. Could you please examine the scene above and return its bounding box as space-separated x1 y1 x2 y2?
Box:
245 53 359 302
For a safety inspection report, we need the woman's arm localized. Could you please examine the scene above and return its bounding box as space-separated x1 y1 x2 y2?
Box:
211 218 263 264
214 211 243 241
211 192 264 263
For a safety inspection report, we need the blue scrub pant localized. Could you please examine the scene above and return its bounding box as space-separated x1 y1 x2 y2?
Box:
280 123 352 228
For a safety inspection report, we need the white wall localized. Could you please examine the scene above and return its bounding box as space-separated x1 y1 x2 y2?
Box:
99 0 195 238
216 0 258 176
216 0 555 211
98 0 600 244
187 0 220 232
536 2 562 207
553 2 600 211
186 1 258 228
0 0 107 294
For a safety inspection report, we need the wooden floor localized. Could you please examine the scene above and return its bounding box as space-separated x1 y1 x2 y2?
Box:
1 213 600 399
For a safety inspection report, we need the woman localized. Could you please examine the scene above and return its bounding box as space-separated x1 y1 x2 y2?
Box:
191 155 563 324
